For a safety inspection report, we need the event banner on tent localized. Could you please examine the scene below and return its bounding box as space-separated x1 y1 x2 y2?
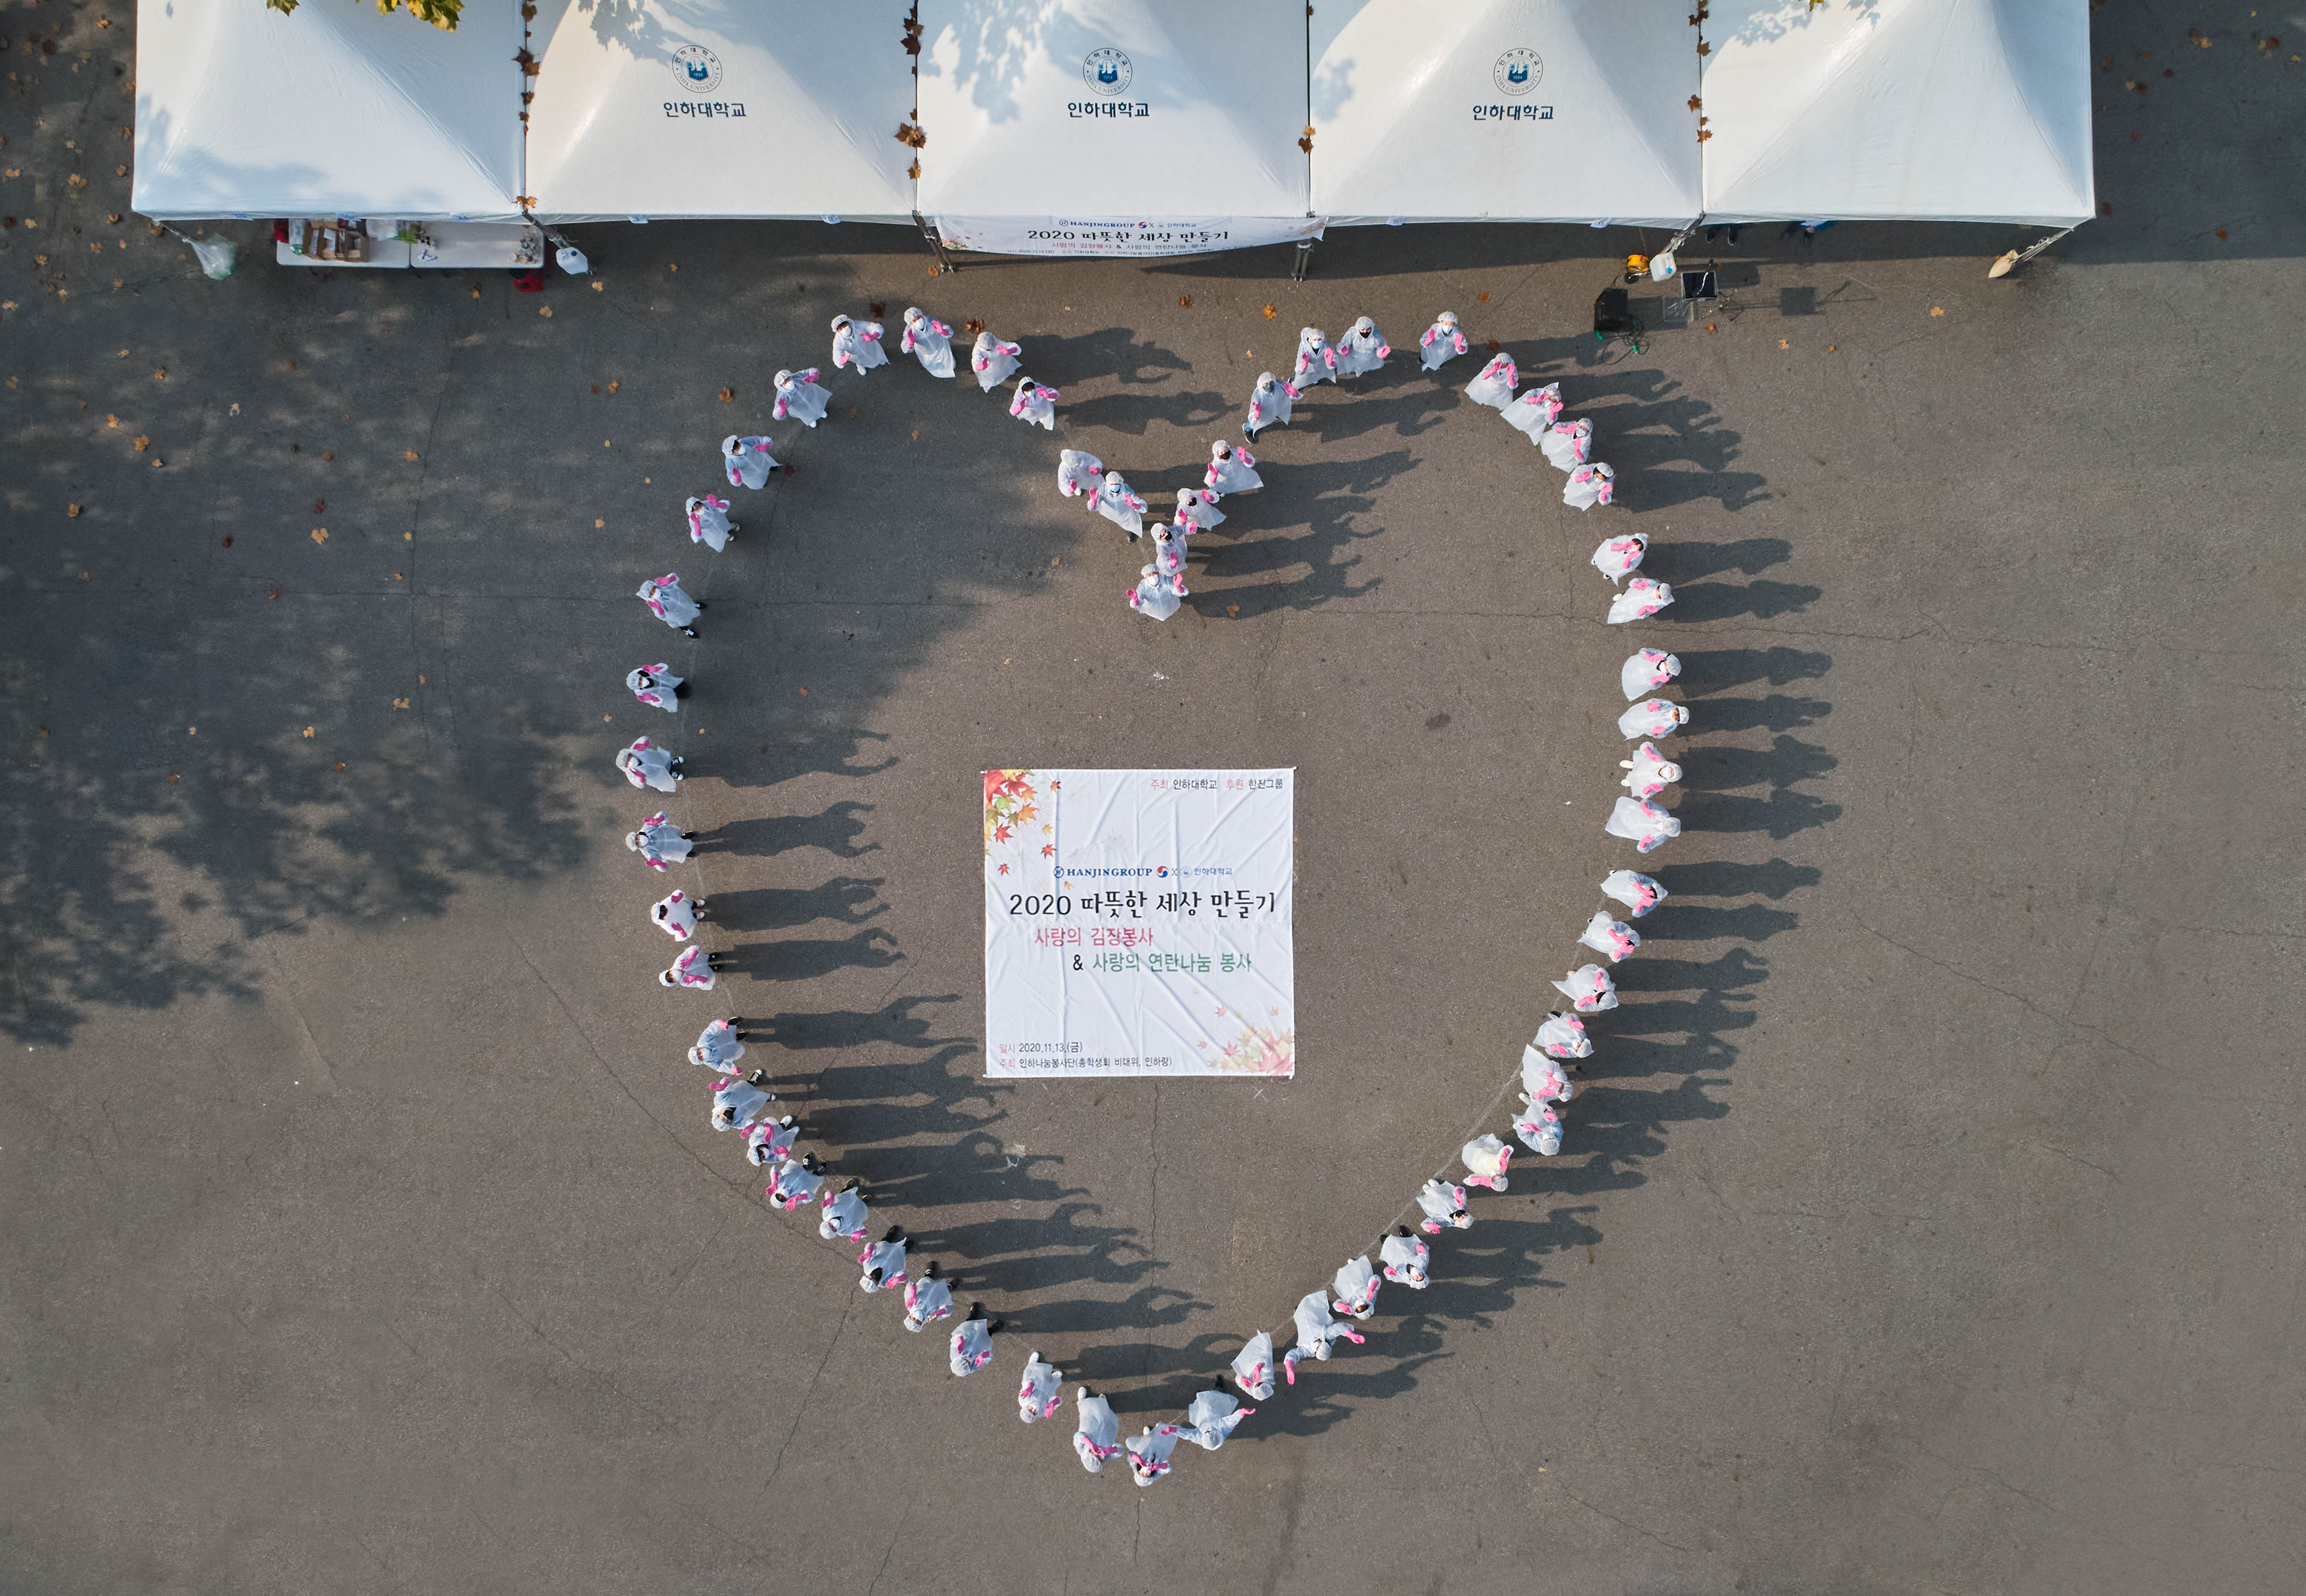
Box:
983 768 1295 1079
932 216 1325 259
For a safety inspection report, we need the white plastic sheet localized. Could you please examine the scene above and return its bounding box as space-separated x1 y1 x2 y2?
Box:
983 768 1295 1077
1699 0 2095 225
1309 0 1700 225
132 0 524 222
526 0 918 222
920 0 1312 254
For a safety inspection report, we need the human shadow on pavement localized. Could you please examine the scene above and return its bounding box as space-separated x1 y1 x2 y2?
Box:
695 801 880 860
1182 453 1400 615
722 927 902 983
708 878 889 933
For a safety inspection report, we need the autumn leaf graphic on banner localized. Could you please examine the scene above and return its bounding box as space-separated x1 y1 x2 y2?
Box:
983 768 1037 854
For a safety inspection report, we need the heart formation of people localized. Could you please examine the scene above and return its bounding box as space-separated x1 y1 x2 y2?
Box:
608 303 1685 1485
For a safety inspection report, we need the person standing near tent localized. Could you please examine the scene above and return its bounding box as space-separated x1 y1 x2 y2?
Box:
1465 352 1518 409
829 313 888 372
1206 441 1262 494
772 368 832 427
1057 448 1103 499
1243 371 1298 440
1009 376 1058 430
636 573 701 636
1293 326 1338 388
616 736 683 793
626 664 683 714
1333 315 1389 378
685 494 735 552
723 435 781 490
1419 311 1468 370
900 308 956 378
627 812 693 872
972 330 1022 391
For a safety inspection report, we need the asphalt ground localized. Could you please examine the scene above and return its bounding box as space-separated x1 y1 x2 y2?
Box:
3 5 2303 1593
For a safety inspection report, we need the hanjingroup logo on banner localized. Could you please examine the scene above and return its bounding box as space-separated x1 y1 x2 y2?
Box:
1082 47 1133 98
671 44 724 96
1494 48 1544 97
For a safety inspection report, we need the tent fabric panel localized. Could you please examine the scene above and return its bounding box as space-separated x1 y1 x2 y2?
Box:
916 0 1310 223
1308 0 1700 225
525 0 918 222
131 0 524 222
1699 0 2094 226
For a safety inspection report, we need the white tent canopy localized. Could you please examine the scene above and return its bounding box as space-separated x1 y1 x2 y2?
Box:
526 0 918 223
916 0 1319 257
1699 0 2094 226
131 0 524 223
1310 0 1700 226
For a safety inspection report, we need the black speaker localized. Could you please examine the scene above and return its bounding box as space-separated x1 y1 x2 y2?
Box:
1593 287 1633 333
1682 269 1718 301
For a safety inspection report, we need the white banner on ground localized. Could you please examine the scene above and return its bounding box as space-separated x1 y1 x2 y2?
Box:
931 216 1324 258
983 768 1295 1078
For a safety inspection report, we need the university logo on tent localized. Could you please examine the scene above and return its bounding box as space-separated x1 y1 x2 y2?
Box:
671 45 724 96
1493 49 1543 97
1082 48 1133 98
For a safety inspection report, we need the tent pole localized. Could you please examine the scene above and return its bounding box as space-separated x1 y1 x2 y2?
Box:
1989 222 2083 279
914 212 956 275
1663 215 1704 257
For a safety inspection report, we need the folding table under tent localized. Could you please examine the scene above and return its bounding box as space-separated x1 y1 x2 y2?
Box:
130 0 526 226
1697 0 2095 226
914 0 1320 257
1307 0 1701 228
525 0 919 224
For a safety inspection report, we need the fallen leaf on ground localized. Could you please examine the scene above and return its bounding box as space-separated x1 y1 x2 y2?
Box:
222 536 232 548
1779 339 1790 349
591 384 599 394
1487 339 1500 351
1706 322 1717 333
403 451 419 462
268 588 281 599
1477 291 1491 303
323 452 334 461
964 319 984 334
107 414 119 427
301 727 314 738
470 286 481 298
132 434 149 450
313 499 325 512
1226 604 1241 617
167 773 179 782
1261 303 1277 319
595 519 604 528
393 698 410 709
539 306 553 317
310 528 328 544
1931 306 1945 316
2216 228 2229 240
333 762 345 771
152 367 164 379
591 282 604 292
868 301 885 316
607 380 619 393
67 504 81 516
718 387 734 402
798 688 809 696
1179 296 1193 308
1827 344 1837 352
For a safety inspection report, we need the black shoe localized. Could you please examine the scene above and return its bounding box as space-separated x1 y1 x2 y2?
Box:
745 1070 767 1088
726 1016 743 1027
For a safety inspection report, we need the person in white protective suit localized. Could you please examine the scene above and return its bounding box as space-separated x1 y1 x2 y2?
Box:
1244 371 1298 439
723 435 781 490
1125 1425 1180 1486
1380 1228 1430 1288
1607 796 1681 853
1057 448 1103 498
1621 648 1680 701
1206 441 1263 494
1619 698 1690 740
1601 869 1667 917
685 494 736 551
651 888 703 941
1009 377 1058 430
1580 909 1641 963
829 313 887 373
1464 352 1518 409
617 737 683 793
1018 1351 1063 1422
1332 1254 1380 1321
1418 310 1467 371
1620 742 1681 799
744 1113 799 1169
857 1226 909 1293
1092 470 1149 537
1417 1178 1472 1235
1333 315 1389 378
710 1074 772 1133
1523 1042 1576 1108
628 813 693 873
767 1154 824 1209
636 572 701 635
1074 1388 1125 1473
1553 963 1619 1012
1607 578 1674 625
1533 1011 1593 1062
1593 532 1649 585
687 1017 750 1075
772 367 831 426
971 330 1022 391
1515 1098 1565 1157
1175 486 1225 532
950 1303 1004 1376
658 944 721 990
1169 1387 1253 1451
901 307 955 378
1128 564 1186 621
1231 1331 1277 1400
903 1260 954 1331
1563 461 1616 511
1281 1289 1366 1384
1541 416 1596 472
1501 382 1566 443
818 1180 870 1244
626 664 682 714
1294 326 1337 387
1462 1132 1513 1192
